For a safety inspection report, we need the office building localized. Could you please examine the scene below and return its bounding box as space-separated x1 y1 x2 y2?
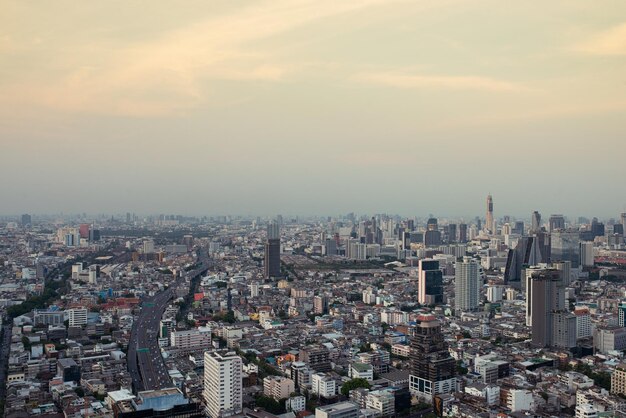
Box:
21 213 32 227
527 269 575 348
504 236 542 286
265 222 281 278
459 223 468 243
580 241 594 267
552 260 572 287
446 224 457 243
418 259 443 305
143 240 155 254
203 351 243 418
531 211 541 233
67 307 88 327
594 327 626 354
486 194 494 233
549 214 565 232
409 315 456 401
575 308 591 339
455 257 480 313
551 230 581 268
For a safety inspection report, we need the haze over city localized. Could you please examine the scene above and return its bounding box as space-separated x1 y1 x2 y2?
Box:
2 1 626 216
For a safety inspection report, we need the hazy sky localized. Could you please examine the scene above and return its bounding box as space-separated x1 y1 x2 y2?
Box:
1 1 625 218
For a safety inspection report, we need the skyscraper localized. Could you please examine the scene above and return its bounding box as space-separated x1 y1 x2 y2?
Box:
551 230 581 268
486 195 494 233
549 214 565 232
21 213 32 227
455 257 479 313
527 268 575 348
203 351 243 418
265 221 281 278
504 236 542 287
579 241 594 267
418 259 443 305
531 211 541 233
447 224 457 243
424 218 442 247
409 315 456 401
459 223 468 243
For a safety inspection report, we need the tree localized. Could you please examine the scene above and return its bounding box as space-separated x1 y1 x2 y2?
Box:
340 378 371 396
255 395 285 414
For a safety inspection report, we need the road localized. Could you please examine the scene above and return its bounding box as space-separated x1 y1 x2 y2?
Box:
127 257 210 393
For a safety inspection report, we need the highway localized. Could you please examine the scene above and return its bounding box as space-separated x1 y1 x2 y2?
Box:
127 256 211 393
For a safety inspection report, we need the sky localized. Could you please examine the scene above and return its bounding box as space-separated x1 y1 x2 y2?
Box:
1 0 626 218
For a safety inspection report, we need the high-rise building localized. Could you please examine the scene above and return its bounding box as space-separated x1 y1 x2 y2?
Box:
68 307 88 327
621 213 626 234
409 315 456 401
143 240 155 254
21 213 32 227
551 230 581 268
418 259 443 305
447 224 457 243
203 351 243 418
424 218 441 247
504 236 542 287
88 228 100 242
459 224 468 243
79 223 90 239
513 221 524 235
579 242 594 267
455 257 479 313
591 218 605 238
265 222 281 278
527 268 575 348
549 214 565 232
486 195 494 233
531 211 541 233
314 295 329 315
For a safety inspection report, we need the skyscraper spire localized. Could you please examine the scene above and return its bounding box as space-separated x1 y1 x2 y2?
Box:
486 194 494 233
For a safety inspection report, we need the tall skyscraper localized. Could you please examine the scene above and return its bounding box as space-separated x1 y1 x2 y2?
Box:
458 223 468 243
531 211 541 233
621 213 626 234
418 259 443 305
551 230 581 268
203 351 243 418
579 241 594 267
447 224 457 243
409 315 456 401
455 257 479 313
265 221 281 278
527 268 575 348
504 236 542 287
424 218 442 247
486 195 494 233
549 214 565 232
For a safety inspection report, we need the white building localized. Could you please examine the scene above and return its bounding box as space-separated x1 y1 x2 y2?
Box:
579 242 594 267
311 372 336 398
286 395 306 413
366 389 395 417
203 351 242 418
170 327 211 349
506 389 534 412
455 257 479 313
575 309 592 339
349 363 374 382
67 308 88 327
486 285 503 303
575 403 598 418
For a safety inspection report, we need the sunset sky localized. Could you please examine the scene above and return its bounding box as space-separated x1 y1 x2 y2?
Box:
1 0 625 217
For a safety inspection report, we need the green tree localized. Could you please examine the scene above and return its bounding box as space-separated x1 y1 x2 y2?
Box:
340 378 371 396
255 395 285 414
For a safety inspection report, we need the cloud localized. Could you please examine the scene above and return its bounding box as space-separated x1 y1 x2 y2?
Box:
353 71 530 93
0 0 396 117
575 22 626 56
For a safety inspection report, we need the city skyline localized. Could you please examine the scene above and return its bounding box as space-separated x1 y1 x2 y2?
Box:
1 1 626 216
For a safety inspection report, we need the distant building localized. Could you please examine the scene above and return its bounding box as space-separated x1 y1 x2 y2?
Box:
455 257 479 313
486 195 494 233
549 214 565 232
418 259 443 305
265 222 281 279
21 213 32 227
